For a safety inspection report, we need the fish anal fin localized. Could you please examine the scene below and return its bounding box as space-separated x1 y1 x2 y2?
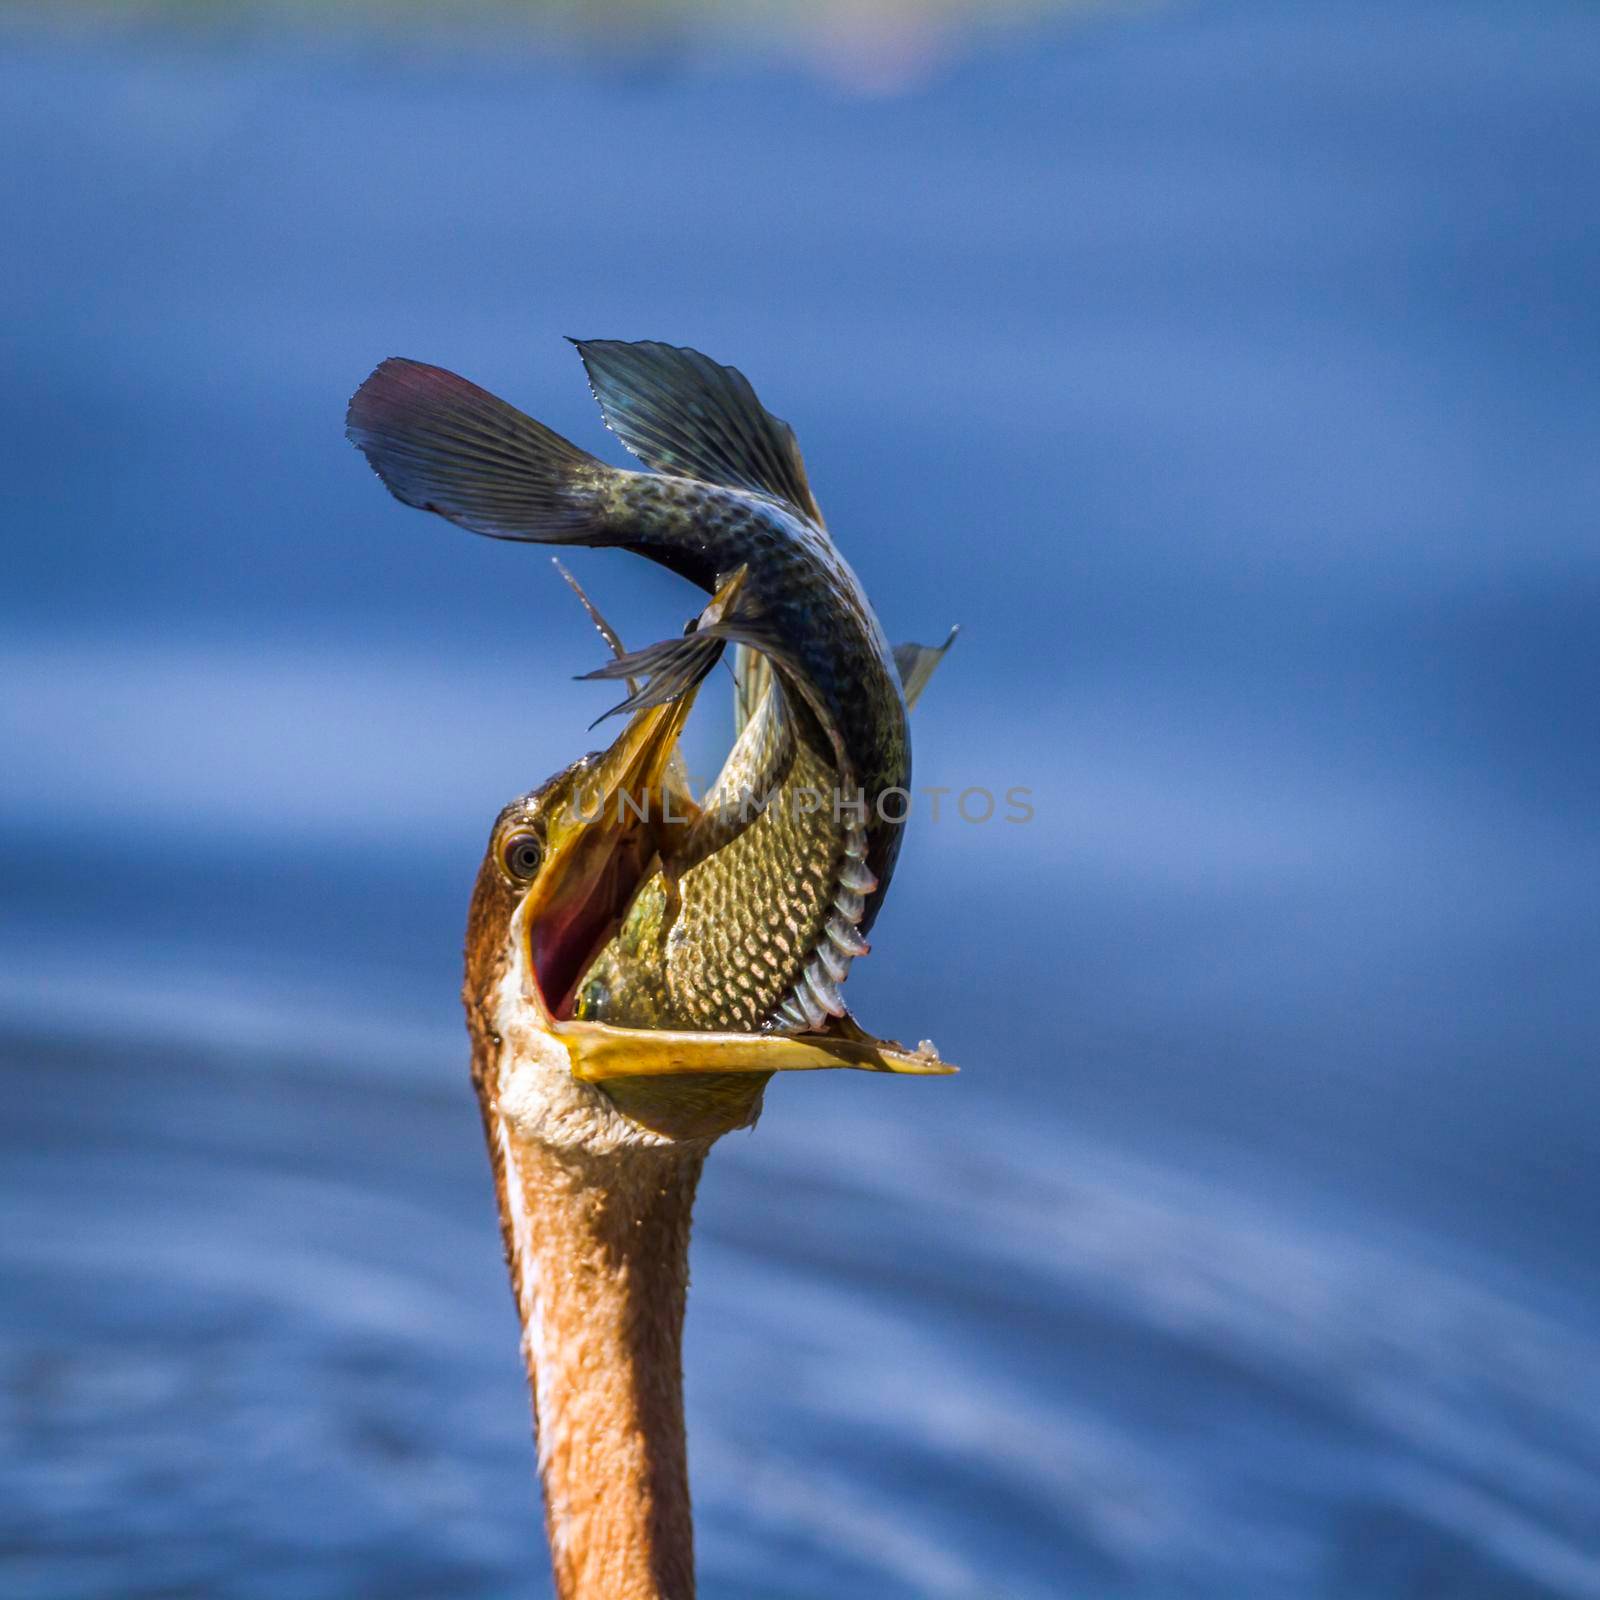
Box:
894 626 959 710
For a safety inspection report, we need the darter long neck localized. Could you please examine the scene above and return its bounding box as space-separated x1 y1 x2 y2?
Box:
499 1128 702 1600
460 764 955 1599
469 946 705 1600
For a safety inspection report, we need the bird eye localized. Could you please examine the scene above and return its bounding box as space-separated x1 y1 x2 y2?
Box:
501 829 544 882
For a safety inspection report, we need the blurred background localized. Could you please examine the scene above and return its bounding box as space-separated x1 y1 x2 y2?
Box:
4 1 1599 1595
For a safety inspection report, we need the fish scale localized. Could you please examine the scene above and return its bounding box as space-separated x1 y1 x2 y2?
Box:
576 730 848 1032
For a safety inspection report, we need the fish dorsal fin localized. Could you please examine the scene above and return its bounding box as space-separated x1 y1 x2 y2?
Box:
894 626 959 710
571 339 825 526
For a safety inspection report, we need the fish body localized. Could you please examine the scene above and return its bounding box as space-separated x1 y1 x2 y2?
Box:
571 570 951 1040
348 340 945 1034
575 711 849 1033
590 466 908 869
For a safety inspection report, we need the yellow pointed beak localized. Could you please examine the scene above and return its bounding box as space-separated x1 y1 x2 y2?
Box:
521 694 690 919
558 1017 957 1080
519 692 698 1021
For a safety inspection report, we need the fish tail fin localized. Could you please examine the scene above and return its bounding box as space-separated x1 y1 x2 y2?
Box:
346 358 613 543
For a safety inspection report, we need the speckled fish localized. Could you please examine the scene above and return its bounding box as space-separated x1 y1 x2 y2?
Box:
347 339 953 1039
556 565 952 1134
462 568 954 1143
566 572 953 1035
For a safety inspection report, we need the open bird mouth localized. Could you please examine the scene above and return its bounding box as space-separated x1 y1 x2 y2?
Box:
505 683 959 1104
519 695 694 1023
526 828 653 1021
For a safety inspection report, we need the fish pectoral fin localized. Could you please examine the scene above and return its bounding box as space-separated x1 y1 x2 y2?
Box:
578 566 753 727
570 339 827 526
554 559 696 802
578 570 809 767
894 627 959 710
578 632 727 726
557 1019 957 1080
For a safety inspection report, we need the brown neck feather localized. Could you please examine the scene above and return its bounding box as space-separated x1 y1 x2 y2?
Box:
465 847 704 1600
499 1132 702 1600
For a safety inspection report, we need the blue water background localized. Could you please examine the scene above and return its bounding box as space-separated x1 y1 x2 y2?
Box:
3 4 1599 1595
